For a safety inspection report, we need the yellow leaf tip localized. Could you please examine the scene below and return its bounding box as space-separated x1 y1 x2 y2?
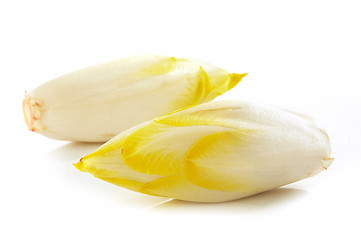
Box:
228 73 248 90
73 158 85 172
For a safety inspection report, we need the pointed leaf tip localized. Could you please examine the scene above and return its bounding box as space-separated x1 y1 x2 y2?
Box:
228 73 248 90
73 159 85 172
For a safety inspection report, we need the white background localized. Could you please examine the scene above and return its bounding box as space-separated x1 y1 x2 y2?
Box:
1 0 360 239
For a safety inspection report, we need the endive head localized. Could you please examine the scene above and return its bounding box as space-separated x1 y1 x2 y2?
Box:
23 55 247 142
75 100 332 202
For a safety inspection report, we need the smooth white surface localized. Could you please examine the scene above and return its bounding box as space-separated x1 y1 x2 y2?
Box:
1 0 360 239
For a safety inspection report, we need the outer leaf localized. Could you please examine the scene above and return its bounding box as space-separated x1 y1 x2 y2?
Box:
121 121 229 176
139 175 249 202
185 123 331 193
